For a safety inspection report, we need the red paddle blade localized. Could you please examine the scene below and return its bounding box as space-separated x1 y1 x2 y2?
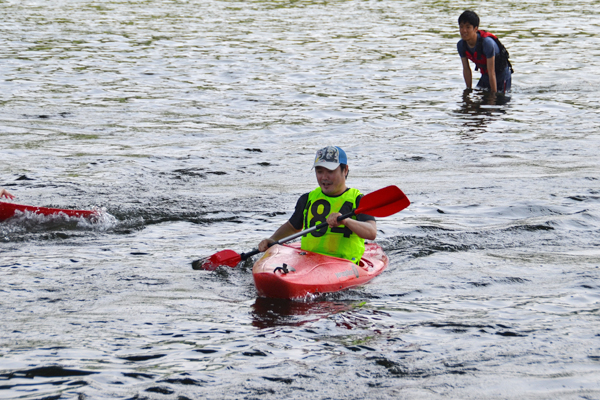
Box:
355 185 410 218
192 249 242 271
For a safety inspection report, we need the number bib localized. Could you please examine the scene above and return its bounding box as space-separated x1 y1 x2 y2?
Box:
300 187 365 263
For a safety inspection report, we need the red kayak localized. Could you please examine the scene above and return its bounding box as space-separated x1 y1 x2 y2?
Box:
253 242 388 299
0 201 98 222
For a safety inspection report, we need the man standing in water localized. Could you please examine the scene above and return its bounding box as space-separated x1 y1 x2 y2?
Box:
458 10 512 94
258 146 376 264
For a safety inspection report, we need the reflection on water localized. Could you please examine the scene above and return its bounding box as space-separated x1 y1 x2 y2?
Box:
251 297 355 328
454 89 511 136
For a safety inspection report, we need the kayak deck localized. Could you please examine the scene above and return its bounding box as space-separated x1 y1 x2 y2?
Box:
252 242 388 299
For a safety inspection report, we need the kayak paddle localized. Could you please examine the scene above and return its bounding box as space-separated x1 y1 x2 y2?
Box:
192 185 410 271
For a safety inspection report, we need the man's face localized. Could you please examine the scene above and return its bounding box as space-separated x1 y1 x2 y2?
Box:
459 22 478 43
315 165 347 196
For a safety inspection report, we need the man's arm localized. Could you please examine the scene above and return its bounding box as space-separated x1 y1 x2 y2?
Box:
258 221 301 252
461 57 472 89
258 193 307 252
326 214 377 241
487 55 497 93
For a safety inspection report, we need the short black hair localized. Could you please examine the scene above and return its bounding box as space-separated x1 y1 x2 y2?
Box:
458 10 479 28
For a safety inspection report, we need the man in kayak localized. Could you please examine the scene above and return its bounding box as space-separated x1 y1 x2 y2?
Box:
258 146 377 264
458 10 512 94
1 188 14 199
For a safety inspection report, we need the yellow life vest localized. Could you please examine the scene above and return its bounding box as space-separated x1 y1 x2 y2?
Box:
300 187 365 263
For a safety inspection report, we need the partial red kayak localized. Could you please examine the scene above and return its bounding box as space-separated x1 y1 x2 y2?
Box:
0 201 98 222
252 242 388 299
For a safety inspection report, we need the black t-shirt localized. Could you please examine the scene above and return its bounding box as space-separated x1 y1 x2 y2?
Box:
288 190 376 230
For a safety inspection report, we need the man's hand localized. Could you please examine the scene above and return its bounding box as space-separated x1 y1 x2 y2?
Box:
327 212 342 228
0 189 15 199
258 238 276 252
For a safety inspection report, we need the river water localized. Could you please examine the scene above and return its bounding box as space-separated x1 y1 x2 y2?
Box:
1 0 599 399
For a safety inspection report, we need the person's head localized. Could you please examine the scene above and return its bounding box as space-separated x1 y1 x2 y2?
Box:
458 10 479 29
458 10 479 43
312 146 349 196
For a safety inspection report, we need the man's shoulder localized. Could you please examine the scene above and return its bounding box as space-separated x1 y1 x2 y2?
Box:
482 35 497 44
296 192 310 204
482 35 499 52
345 187 363 198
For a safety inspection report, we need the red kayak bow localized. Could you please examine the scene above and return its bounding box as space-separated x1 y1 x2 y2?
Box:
192 185 410 271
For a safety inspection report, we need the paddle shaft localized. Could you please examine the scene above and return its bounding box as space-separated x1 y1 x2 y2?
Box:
238 210 357 261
